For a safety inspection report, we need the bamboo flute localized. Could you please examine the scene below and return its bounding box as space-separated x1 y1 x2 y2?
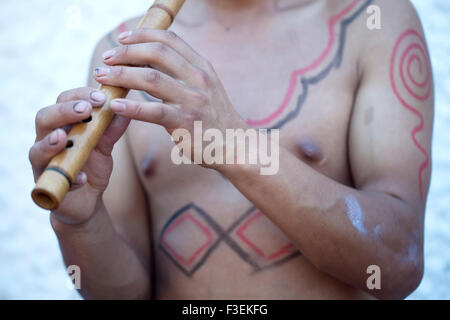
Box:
32 0 186 210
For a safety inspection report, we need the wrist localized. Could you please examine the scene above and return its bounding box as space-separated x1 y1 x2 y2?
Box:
215 129 281 178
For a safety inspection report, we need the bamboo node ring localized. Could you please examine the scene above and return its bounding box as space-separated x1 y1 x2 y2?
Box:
150 4 175 23
46 167 72 188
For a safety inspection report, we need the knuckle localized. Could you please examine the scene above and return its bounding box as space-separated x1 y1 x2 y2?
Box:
203 60 216 74
118 44 129 58
29 141 46 165
196 69 213 88
155 103 167 122
35 108 48 128
144 69 161 84
132 102 144 118
56 90 70 103
191 90 208 106
152 42 167 58
189 108 203 121
164 30 178 42
57 87 89 103
28 144 37 164
112 66 125 78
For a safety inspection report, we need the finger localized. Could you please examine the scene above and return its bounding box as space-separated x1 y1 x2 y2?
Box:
95 115 131 157
93 66 192 104
70 172 87 191
110 99 182 128
83 115 130 191
102 42 200 86
118 29 204 66
29 129 67 180
35 100 93 141
56 87 107 107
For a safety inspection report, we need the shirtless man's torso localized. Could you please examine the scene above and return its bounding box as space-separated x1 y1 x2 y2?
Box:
30 0 433 300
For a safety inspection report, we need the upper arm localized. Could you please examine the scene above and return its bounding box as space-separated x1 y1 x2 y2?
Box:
87 31 151 269
349 0 434 211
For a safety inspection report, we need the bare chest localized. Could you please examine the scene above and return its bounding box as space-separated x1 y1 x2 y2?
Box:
129 13 361 188
125 4 365 297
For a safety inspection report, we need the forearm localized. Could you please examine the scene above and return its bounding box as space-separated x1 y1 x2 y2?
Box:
51 199 150 300
218 145 422 299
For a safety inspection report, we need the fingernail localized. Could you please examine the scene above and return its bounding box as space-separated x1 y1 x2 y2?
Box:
73 101 88 113
94 67 110 77
102 49 115 60
110 100 126 112
49 130 59 145
118 31 130 41
74 172 87 185
90 90 106 103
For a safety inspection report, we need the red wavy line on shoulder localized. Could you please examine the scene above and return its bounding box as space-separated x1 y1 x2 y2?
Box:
247 0 360 127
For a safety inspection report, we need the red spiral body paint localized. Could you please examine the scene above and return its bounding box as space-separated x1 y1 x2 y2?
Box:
390 29 431 200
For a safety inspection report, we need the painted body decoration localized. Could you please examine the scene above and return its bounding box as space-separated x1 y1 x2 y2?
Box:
159 203 299 276
108 0 373 129
247 0 373 129
390 29 431 199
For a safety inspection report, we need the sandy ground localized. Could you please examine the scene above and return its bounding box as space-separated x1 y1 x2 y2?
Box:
0 0 448 299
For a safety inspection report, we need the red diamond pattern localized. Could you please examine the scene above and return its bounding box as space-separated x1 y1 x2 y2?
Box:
161 212 214 266
235 211 297 263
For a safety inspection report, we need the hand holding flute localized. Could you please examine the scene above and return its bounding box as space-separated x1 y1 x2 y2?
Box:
31 0 185 212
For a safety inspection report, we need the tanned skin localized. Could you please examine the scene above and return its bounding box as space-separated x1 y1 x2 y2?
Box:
29 0 433 299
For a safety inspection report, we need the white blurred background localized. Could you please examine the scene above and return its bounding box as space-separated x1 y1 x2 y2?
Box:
0 0 448 299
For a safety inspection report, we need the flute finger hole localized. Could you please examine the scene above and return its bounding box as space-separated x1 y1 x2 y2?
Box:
82 115 92 123
66 140 74 148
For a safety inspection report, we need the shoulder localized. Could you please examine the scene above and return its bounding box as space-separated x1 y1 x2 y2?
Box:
87 15 143 88
374 0 420 25
103 16 143 48
97 15 143 51
358 0 426 72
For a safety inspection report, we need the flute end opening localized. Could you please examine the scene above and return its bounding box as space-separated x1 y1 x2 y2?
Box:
32 190 58 211
31 169 71 211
